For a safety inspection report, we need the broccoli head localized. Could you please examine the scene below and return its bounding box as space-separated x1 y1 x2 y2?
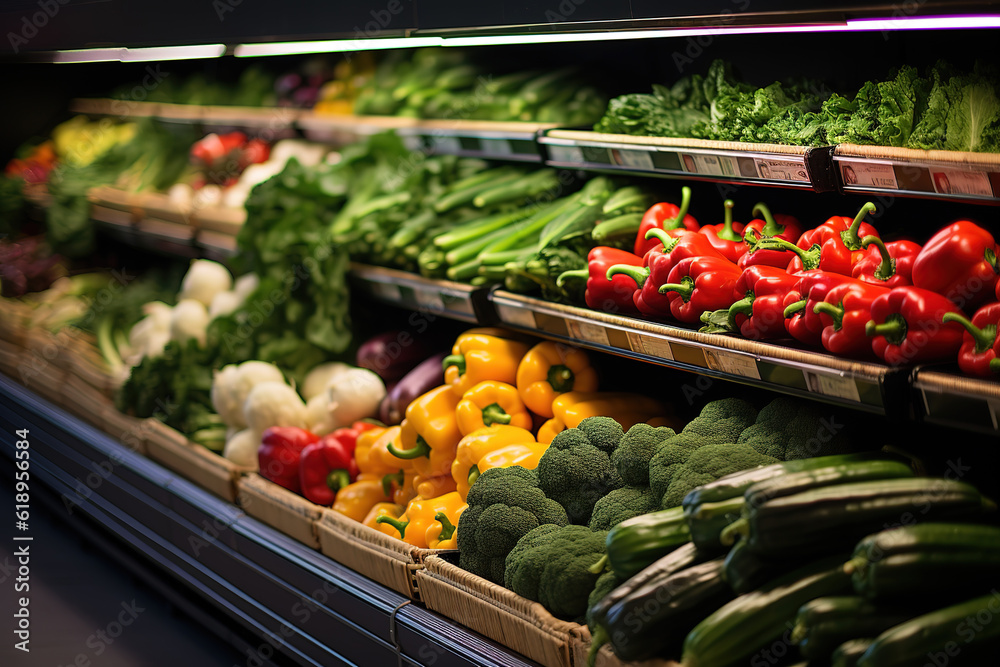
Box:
737 397 855 460
458 466 569 584
504 524 608 619
588 486 660 531
648 398 758 506
611 423 676 486
661 443 779 508
538 419 626 525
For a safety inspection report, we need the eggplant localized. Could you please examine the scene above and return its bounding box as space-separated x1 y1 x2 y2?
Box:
356 331 434 383
378 352 447 425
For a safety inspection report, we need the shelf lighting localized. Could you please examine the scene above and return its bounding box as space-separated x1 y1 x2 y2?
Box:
121 44 226 61
234 36 443 57
439 14 1000 47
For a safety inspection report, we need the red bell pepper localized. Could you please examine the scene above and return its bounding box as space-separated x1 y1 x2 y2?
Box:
634 186 699 257
698 200 747 263
658 255 742 324
851 235 921 289
298 420 380 505
782 272 865 348
258 426 320 493
864 287 965 366
942 302 1000 376
609 229 724 318
557 247 643 315
787 202 881 275
737 202 804 270
728 265 801 340
911 220 1000 311
812 281 889 359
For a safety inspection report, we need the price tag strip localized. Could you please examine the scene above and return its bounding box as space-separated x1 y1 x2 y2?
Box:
803 370 862 403
835 154 1000 201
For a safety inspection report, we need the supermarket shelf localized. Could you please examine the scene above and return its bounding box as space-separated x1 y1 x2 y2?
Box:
348 263 494 324
539 130 839 192
396 119 554 163
489 289 909 416
912 367 1000 435
0 374 537 667
833 144 1000 204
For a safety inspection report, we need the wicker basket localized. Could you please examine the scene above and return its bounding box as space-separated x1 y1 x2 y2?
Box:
316 507 446 600
144 419 251 502
415 553 583 667
59 327 122 399
236 473 323 549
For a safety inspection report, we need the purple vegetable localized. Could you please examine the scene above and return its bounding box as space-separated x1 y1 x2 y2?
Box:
356 331 433 383
378 352 447 425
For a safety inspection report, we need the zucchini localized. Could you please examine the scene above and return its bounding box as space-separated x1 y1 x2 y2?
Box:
434 170 524 213
681 557 852 667
833 638 876 667
599 558 732 664
605 506 691 579
792 596 920 660
591 213 644 243
742 459 916 514
846 523 1000 602
588 542 703 637
723 478 996 558
602 187 656 215
685 495 745 556
681 452 889 511
432 208 535 251
856 593 1000 667
472 170 563 208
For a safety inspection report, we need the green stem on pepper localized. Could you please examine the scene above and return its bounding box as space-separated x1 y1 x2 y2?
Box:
663 186 692 230
865 313 908 346
658 276 695 301
387 435 432 460
546 364 575 392
606 264 649 287
841 202 877 251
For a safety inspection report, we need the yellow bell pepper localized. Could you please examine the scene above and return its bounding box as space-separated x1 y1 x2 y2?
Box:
552 392 669 429
451 425 537 500
515 342 599 418
537 417 565 445
414 473 457 499
362 502 404 531
392 385 462 479
331 473 391 522
443 333 530 397
355 426 414 476
455 380 533 436
376 492 467 549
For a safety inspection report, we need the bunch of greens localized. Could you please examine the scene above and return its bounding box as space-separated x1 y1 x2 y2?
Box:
595 59 1000 152
820 61 1000 152
595 60 829 146
354 48 607 125
46 118 197 256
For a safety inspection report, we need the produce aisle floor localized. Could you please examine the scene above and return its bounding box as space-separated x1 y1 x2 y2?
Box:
0 474 246 667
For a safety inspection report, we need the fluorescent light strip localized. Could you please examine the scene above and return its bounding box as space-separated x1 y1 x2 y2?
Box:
234 36 443 57
122 44 226 61
50 48 123 63
441 14 1000 47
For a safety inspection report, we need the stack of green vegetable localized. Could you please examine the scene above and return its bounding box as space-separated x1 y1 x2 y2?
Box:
595 59 1000 152
584 441 1000 666
353 48 607 125
455 395 863 623
329 153 660 303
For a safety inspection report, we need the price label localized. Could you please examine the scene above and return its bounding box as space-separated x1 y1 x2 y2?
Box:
754 158 810 183
804 371 862 402
414 289 445 311
641 336 674 361
567 320 610 346
626 332 645 354
496 304 537 329
704 350 760 379
547 144 585 164
928 168 994 197
372 282 402 302
482 139 513 156
616 149 655 170
429 135 462 153
839 161 898 189
988 399 1000 431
